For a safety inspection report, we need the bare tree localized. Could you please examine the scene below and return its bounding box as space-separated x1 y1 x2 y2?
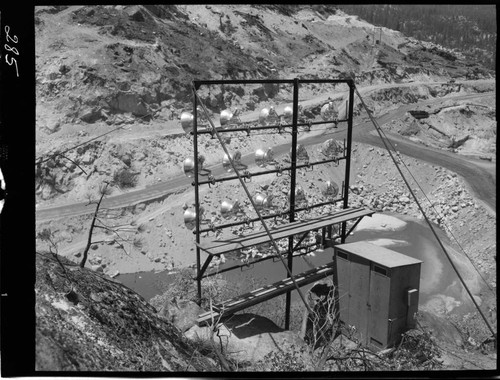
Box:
80 181 143 268
36 228 79 302
36 228 67 272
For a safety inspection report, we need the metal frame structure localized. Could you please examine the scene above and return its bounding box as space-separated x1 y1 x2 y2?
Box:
189 78 368 329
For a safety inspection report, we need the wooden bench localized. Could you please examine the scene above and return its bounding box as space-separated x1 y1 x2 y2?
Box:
197 262 336 326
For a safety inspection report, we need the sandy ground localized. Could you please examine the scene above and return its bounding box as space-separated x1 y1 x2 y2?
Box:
354 213 407 232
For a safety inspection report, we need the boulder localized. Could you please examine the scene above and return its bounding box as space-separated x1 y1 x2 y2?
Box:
59 64 71 75
47 71 60 80
159 299 202 333
126 6 148 22
120 153 132 167
41 184 55 200
252 87 267 102
91 264 104 273
109 92 148 116
135 203 146 212
89 256 102 265
399 195 411 204
79 107 102 123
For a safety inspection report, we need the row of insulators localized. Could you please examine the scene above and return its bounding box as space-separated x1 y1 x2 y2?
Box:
183 138 344 178
183 181 339 230
180 101 339 134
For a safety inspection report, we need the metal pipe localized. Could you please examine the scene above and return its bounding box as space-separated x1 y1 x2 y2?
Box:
194 79 295 86
193 89 202 303
292 232 311 252
193 79 350 86
196 198 344 234
198 254 214 281
195 118 350 135
286 78 300 329
196 157 345 185
341 81 355 243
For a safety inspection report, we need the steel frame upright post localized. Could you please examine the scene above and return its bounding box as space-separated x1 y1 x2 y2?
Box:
191 78 355 320
285 78 300 330
193 84 202 304
341 80 355 243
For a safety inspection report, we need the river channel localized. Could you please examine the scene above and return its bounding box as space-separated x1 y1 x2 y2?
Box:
118 213 482 316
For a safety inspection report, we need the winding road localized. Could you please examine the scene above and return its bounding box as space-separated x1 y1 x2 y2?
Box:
356 121 496 216
36 88 496 222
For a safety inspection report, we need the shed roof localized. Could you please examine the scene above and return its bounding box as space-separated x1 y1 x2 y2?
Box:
335 241 422 268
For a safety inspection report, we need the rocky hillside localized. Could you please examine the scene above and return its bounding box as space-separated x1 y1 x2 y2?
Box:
339 5 496 70
35 252 218 371
384 94 496 157
34 5 495 205
35 5 493 139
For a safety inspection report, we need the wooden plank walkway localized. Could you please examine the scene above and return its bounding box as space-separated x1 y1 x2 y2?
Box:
197 262 336 326
196 207 374 257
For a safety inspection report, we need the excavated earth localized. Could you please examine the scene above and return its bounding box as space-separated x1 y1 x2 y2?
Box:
34 5 496 372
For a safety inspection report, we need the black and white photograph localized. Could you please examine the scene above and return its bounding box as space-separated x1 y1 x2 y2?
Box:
3 3 498 377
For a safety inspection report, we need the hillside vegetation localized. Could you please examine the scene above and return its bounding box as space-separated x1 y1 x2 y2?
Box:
339 5 496 69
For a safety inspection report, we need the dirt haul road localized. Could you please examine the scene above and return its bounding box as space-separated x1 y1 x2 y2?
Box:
352 92 496 215
36 91 495 222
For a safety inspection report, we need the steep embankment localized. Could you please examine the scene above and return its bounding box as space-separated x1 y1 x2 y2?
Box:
35 252 218 371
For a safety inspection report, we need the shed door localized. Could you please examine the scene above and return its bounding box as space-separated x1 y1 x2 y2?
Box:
348 254 371 344
369 265 391 348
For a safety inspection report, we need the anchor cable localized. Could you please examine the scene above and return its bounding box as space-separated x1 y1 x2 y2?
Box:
348 89 494 296
353 84 496 338
374 119 496 296
193 85 315 316
35 124 126 165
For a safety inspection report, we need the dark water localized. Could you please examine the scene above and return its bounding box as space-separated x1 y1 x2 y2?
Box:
118 214 480 314
349 214 480 314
